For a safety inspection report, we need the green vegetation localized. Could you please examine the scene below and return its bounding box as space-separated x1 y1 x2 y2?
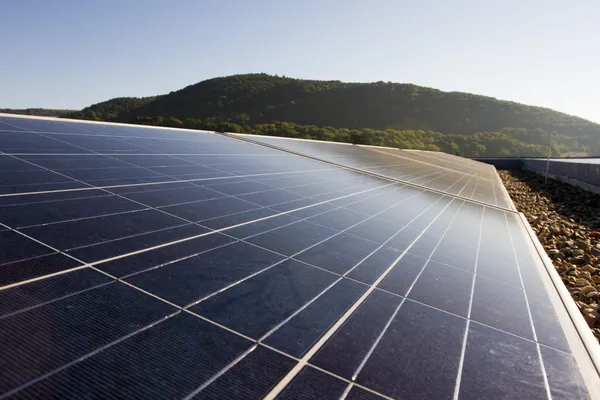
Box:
63 96 159 121
62 73 600 157
1 108 76 117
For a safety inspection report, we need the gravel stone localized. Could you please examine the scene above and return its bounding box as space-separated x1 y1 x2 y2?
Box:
499 170 600 344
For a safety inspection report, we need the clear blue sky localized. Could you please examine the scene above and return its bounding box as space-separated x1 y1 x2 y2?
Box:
1 0 599 122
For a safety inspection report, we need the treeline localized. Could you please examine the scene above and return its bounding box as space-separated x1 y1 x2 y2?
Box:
63 96 159 121
132 116 553 157
1 108 76 117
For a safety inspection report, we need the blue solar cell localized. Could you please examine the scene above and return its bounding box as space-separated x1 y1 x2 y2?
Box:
8 313 255 399
68 223 211 263
0 195 144 228
408 260 473 317
246 220 338 256
346 246 403 284
264 278 366 357
311 290 402 379
22 209 186 250
190 259 338 338
0 282 177 393
0 268 113 317
294 233 380 275
355 300 466 400
192 346 296 399
541 345 590 399
458 322 547 400
125 241 285 306
0 252 83 286
276 366 347 399
470 275 534 340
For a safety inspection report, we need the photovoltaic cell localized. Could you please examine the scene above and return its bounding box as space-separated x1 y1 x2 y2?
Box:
190 259 338 338
0 282 177 393
0 115 596 400
192 346 296 400
9 313 255 400
276 366 347 399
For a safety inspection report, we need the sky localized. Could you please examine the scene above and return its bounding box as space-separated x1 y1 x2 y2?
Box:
1 0 599 122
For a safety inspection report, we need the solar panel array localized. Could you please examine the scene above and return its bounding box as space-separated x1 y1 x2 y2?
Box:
233 134 513 210
0 115 597 400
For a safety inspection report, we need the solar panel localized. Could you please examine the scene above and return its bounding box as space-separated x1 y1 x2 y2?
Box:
229 133 513 210
0 114 598 399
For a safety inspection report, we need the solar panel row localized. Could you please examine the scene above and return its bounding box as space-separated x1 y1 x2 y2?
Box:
230 133 513 210
0 115 597 400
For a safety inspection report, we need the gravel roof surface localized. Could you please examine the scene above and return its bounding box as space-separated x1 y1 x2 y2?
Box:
500 169 600 343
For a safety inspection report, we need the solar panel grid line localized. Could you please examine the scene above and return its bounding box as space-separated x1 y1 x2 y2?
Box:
0 221 97 282
3 149 315 251
0 261 89 292
32 163 192 172
81 182 396 269
350 199 465 380
179 309 257 344
351 298 406 382
2 146 336 198
452 206 486 400
466 177 481 200
0 164 390 200
454 174 478 198
0 180 394 291
367 168 444 188
116 238 239 282
12 206 153 230
242 190 414 248
225 132 518 213
177 254 291 309
48 221 192 253
248 134 508 209
109 186 400 284
0 155 335 199
0 250 55 269
0 154 88 193
240 189 401 241
5 129 247 190
180 344 260 400
253 346 395 400
517 213 600 378
0 279 116 321
180 184 410 310
504 213 553 399
424 171 470 194
90 190 438 397
246 189 427 342
401 169 448 184
340 382 354 400
262 196 457 400
365 146 496 182
441 173 470 195
414 152 483 175
0 307 183 399
197 182 370 226
295 365 395 400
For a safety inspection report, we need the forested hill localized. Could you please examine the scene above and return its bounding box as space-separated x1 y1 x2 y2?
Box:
64 73 600 157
